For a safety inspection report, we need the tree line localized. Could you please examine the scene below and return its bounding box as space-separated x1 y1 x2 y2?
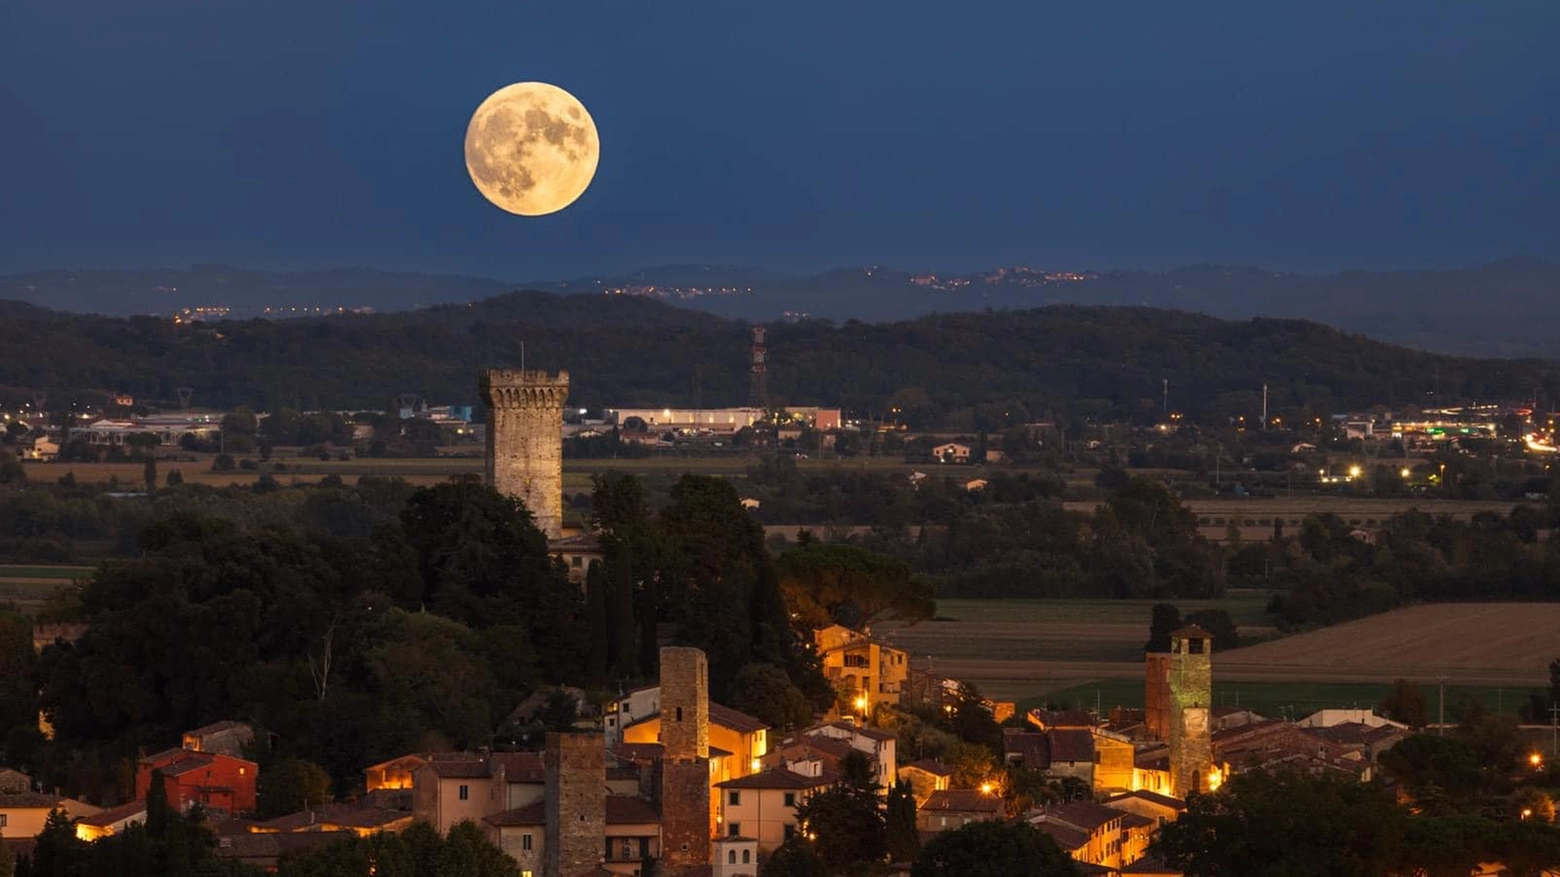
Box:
6 472 843 806
2 291 1557 427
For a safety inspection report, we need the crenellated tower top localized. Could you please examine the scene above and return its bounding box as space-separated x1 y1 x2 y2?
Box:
480 370 570 408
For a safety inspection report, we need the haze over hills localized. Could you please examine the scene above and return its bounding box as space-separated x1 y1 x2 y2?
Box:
0 292 1554 421
3 259 1557 359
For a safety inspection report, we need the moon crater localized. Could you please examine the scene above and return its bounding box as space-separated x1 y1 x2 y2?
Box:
465 82 599 216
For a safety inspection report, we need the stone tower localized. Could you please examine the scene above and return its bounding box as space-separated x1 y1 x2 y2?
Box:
480 369 568 539
658 646 711 870
1167 625 1214 799
544 732 605 877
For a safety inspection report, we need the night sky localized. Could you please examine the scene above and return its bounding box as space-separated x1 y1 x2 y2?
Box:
2 1 1556 279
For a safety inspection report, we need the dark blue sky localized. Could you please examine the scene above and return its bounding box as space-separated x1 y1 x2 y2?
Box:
2 1 1556 279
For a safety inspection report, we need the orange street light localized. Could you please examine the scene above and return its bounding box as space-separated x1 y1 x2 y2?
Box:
1530 753 1544 769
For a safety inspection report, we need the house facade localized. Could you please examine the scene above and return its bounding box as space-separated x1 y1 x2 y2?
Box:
136 749 258 816
714 766 834 852
813 625 910 712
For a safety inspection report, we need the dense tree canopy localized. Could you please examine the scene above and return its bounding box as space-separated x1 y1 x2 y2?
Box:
912 820 1080 877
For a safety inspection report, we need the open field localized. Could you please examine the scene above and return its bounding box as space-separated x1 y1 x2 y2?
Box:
1028 679 1545 721
875 593 1279 691
0 563 91 608
881 601 1559 708
1218 604 1560 687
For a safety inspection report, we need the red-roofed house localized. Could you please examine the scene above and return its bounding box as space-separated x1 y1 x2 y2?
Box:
1031 801 1128 870
0 793 99 839
916 789 1003 834
898 760 952 806
181 721 255 758
74 800 149 841
715 765 835 852
363 754 428 792
137 748 257 816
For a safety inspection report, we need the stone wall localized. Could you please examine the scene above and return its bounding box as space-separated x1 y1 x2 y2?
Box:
480 369 568 539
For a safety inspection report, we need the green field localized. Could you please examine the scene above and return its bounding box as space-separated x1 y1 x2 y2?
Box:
1025 679 1545 720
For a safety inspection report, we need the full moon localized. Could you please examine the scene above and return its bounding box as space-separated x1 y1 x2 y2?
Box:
464 82 599 216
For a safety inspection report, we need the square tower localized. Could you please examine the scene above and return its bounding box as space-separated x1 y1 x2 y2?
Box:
1167 626 1214 799
658 647 711 870
544 731 605 877
479 368 569 538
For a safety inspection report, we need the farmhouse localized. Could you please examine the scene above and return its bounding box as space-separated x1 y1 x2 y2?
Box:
932 442 970 463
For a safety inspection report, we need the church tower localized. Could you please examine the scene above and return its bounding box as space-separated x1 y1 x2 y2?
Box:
479 369 568 538
1168 625 1214 799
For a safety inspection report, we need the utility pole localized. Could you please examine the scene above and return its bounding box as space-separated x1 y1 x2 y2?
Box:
1438 675 1447 735
1262 383 1269 430
1162 379 1169 416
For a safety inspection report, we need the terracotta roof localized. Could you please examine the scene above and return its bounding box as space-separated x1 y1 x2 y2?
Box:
484 803 545 827
141 747 191 766
1029 709 1096 729
364 754 429 773
0 791 64 809
1103 790 1185 811
1043 801 1122 832
326 808 411 830
185 720 251 737
492 752 545 783
710 703 769 734
1312 722 1405 746
1002 730 1049 768
783 735 855 761
716 767 836 790
215 831 352 861
605 796 660 824
423 758 493 779
1047 728 1094 764
1170 624 1213 640
822 721 895 742
1031 820 1089 851
901 759 953 777
0 838 37 861
77 801 148 827
1120 855 1182 875
614 742 664 762
920 789 1002 814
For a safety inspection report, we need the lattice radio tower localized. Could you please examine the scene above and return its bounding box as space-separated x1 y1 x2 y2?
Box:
748 325 769 410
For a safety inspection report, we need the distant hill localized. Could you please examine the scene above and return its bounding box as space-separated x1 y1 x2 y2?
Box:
0 265 511 318
0 292 1553 423
522 257 1560 359
3 258 1558 359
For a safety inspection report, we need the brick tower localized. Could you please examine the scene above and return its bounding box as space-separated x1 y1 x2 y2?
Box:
544 732 605 877
658 647 711 870
479 369 568 538
1167 625 1214 799
1144 651 1172 741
